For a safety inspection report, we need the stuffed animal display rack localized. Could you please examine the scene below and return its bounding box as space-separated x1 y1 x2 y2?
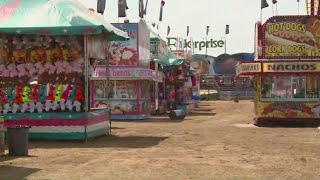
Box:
1 84 84 114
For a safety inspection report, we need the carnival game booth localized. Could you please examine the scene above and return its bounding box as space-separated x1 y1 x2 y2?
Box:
90 20 164 120
0 0 128 140
237 15 320 125
154 51 197 114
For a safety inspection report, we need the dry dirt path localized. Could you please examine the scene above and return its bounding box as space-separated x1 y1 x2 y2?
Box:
1 100 320 179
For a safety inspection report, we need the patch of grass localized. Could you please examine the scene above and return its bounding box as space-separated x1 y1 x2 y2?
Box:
200 93 219 100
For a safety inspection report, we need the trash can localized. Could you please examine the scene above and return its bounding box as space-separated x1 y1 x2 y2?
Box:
169 110 186 120
7 126 30 156
177 102 190 115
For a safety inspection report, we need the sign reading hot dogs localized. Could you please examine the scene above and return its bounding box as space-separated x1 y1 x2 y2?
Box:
262 16 320 59
263 62 320 73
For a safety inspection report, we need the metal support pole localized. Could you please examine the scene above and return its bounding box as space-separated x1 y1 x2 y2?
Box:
224 38 227 54
84 36 89 112
105 41 111 135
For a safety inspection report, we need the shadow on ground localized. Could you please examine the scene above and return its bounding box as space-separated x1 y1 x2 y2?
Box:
188 112 217 117
0 165 40 179
0 155 37 163
29 135 169 149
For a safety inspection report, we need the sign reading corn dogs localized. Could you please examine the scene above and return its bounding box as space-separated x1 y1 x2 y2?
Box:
263 16 320 59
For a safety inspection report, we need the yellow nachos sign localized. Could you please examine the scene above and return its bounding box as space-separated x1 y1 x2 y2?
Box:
263 62 320 73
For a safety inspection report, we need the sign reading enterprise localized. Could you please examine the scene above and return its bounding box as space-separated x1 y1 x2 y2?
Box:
167 37 225 51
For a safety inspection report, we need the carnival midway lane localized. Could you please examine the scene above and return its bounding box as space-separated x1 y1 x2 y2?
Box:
1 100 320 179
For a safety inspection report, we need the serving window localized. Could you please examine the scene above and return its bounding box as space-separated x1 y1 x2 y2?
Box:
93 80 137 99
261 75 320 101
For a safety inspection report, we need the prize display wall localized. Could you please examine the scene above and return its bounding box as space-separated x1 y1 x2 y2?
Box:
0 35 109 140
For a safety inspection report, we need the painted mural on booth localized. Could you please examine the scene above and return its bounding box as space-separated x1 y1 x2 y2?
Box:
109 23 138 66
257 101 320 118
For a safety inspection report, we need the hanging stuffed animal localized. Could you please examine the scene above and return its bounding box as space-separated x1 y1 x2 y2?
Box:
54 85 63 102
74 101 81 112
75 84 84 101
22 86 31 103
47 85 55 101
36 85 46 113
12 103 20 114
0 65 7 76
31 85 39 101
21 86 31 113
3 87 14 114
0 89 8 114
44 62 56 75
45 85 55 111
13 86 22 113
0 89 7 104
25 63 37 77
16 64 28 77
14 87 23 104
30 85 39 113
60 85 72 111
34 62 46 76
54 61 65 74
38 85 47 102
72 60 83 73
7 64 19 78
73 84 84 112
66 85 76 111
52 84 63 111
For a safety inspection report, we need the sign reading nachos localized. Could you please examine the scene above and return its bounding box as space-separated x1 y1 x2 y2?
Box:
263 16 320 59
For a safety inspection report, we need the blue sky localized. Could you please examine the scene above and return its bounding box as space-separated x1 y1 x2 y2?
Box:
79 0 307 56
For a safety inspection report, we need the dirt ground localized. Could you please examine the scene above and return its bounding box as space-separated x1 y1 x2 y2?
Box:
1 100 320 180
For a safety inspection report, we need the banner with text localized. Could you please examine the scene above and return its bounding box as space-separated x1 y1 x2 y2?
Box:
263 16 320 59
262 61 320 73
